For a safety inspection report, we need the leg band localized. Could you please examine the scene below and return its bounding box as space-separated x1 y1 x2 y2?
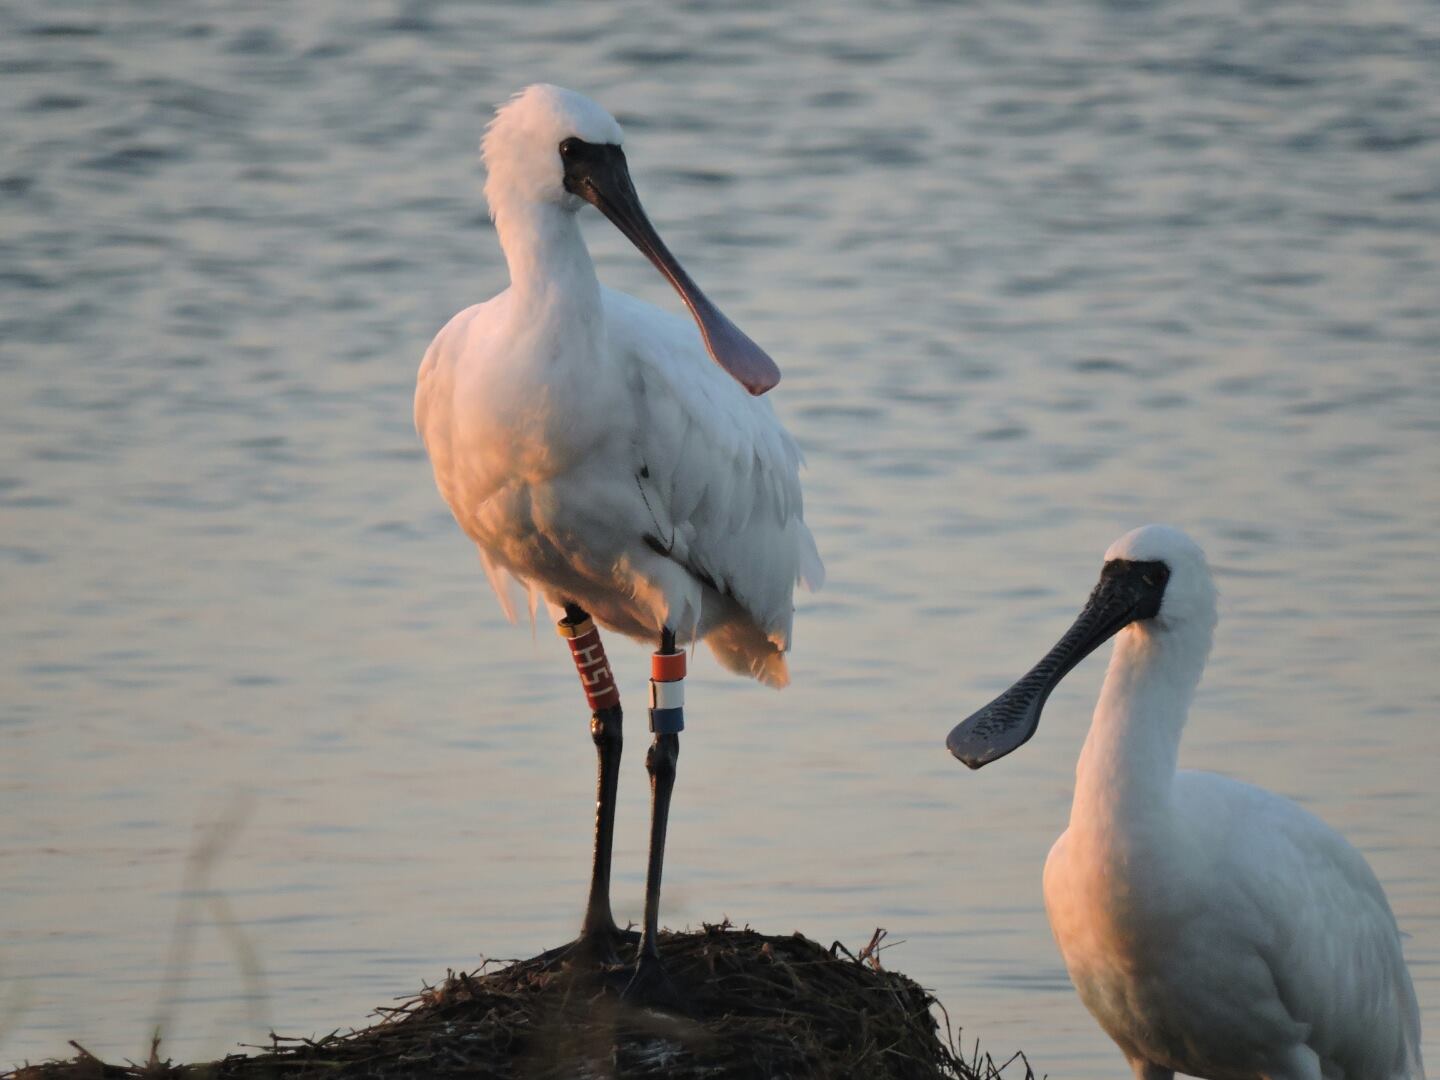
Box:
648 649 685 734
558 615 621 712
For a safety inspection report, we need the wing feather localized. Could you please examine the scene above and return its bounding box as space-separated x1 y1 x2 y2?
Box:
1188 775 1425 1079
603 287 821 649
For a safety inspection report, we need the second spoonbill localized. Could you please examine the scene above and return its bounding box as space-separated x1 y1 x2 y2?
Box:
946 525 1423 1080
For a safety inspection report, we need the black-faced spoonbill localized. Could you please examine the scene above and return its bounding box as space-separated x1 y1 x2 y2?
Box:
946 526 1423 1080
415 85 823 1001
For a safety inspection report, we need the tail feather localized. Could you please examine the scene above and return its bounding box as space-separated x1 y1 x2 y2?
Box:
705 621 789 688
798 525 825 592
478 549 519 623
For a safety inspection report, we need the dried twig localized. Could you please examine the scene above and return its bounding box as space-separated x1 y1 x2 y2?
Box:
13 928 1035 1080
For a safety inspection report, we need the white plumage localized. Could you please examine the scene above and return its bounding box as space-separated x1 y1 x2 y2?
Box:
415 85 821 686
950 526 1424 1080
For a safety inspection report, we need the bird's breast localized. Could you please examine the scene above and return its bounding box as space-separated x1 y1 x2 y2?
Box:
419 300 639 515
1046 827 1302 1080
1044 823 1193 989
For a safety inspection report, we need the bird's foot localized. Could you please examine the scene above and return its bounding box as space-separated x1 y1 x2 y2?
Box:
535 925 639 972
621 950 687 1013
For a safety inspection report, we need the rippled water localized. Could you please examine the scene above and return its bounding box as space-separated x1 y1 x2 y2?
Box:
3 1 1438 1073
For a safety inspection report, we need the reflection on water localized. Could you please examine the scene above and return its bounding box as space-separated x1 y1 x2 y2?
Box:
2 0 1437 1073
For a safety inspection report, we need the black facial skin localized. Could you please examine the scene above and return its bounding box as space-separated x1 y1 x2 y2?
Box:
560 137 629 202
556 136 782 397
945 559 1171 770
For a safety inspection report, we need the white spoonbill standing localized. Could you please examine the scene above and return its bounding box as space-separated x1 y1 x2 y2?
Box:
415 85 822 999
946 526 1424 1080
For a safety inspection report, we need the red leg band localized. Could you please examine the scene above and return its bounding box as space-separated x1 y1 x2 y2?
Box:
557 616 621 712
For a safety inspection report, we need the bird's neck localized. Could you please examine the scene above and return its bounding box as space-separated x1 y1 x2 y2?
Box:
1071 622 1211 833
492 196 601 311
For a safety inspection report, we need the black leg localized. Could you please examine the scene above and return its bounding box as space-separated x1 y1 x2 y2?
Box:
627 626 686 1006
581 701 623 951
557 603 627 965
637 730 679 963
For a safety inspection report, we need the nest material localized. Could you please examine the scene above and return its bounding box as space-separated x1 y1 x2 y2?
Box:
9 925 1032 1080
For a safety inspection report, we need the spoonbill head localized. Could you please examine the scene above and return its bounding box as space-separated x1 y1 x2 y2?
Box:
1103 523 1216 633
482 83 780 396
481 84 622 210
946 524 1213 769
944 527 1424 1080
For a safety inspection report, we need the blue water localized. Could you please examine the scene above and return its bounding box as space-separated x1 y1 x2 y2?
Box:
3 1 1437 1074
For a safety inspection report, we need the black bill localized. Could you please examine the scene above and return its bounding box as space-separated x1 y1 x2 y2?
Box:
561 137 781 396
946 558 1170 769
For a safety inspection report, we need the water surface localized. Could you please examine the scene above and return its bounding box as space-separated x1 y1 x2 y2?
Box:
3 1 1438 1074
